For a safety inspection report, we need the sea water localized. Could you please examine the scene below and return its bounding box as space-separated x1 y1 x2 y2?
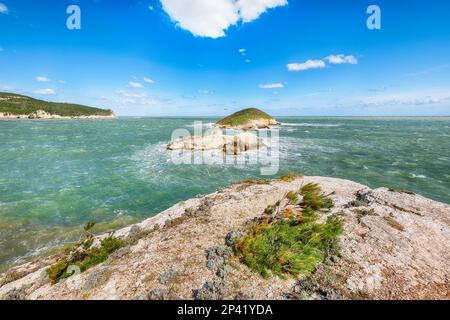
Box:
0 117 449 270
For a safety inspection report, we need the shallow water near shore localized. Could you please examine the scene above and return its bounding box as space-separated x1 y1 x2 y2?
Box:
0 116 449 271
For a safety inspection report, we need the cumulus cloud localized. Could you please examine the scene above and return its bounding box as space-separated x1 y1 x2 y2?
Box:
129 81 143 88
258 82 284 89
287 60 326 72
143 77 155 84
0 3 8 14
160 0 287 38
34 88 56 95
236 0 288 22
36 76 51 82
238 48 246 55
325 54 358 65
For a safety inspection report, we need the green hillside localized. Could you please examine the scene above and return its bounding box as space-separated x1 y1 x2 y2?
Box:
0 92 113 117
216 108 275 127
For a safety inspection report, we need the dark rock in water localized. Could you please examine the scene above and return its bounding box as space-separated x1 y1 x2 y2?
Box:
193 281 224 300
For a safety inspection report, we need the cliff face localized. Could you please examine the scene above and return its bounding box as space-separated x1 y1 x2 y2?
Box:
1 176 449 300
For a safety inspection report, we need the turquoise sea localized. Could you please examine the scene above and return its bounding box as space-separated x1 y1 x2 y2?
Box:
0 117 449 271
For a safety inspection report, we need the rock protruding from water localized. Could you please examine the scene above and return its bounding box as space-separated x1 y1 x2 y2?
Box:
167 129 264 155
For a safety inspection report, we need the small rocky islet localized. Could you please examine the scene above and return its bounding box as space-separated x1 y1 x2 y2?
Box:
167 108 280 155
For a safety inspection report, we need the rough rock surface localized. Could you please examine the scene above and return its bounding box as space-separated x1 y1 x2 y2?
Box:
167 129 265 155
0 176 449 300
216 118 280 130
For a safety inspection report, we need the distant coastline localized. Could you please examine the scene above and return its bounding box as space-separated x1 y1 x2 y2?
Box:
0 92 115 120
0 112 117 120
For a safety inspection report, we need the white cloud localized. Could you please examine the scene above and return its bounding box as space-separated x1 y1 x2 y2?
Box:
236 0 288 23
129 81 143 88
36 76 51 82
34 88 56 95
325 54 358 65
287 60 326 72
117 90 148 99
160 0 287 38
245 59 251 63
238 48 246 55
0 85 14 90
143 77 155 84
258 82 284 89
0 3 8 14
58 80 66 84
117 90 158 105
198 89 214 94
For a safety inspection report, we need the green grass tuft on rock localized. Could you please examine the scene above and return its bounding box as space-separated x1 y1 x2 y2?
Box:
300 183 334 212
278 173 304 182
47 234 126 284
233 183 342 279
216 108 274 127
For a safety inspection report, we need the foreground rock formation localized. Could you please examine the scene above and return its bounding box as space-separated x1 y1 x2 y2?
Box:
0 176 449 300
167 129 264 155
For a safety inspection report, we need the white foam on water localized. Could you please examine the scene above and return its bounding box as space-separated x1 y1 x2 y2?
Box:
281 122 342 127
411 174 427 179
184 122 215 128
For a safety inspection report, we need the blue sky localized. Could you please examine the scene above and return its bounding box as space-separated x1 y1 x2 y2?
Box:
0 0 449 116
